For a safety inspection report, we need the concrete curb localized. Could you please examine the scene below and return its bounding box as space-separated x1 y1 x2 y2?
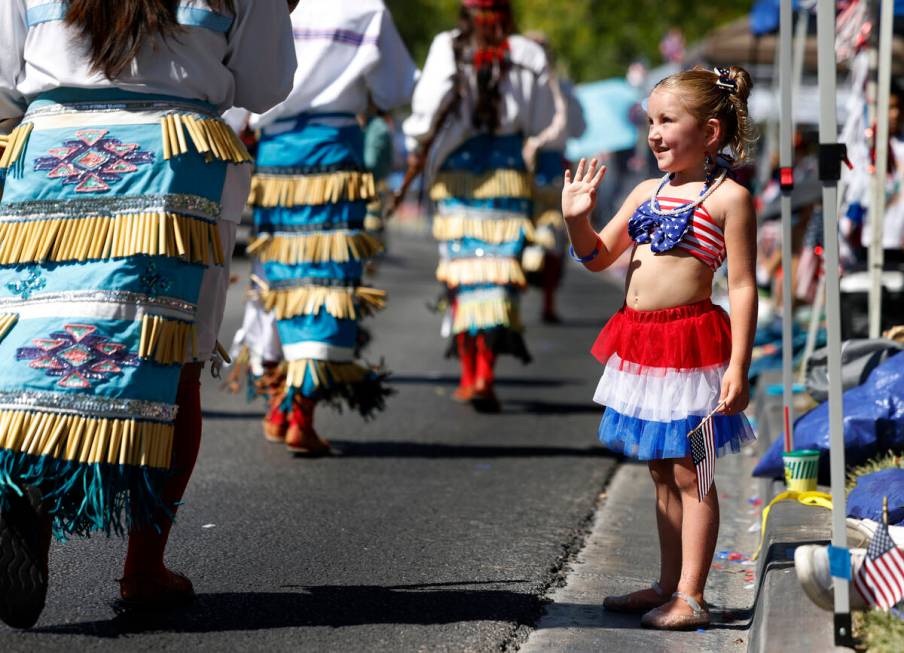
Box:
747 499 835 653
747 372 849 652
519 455 759 653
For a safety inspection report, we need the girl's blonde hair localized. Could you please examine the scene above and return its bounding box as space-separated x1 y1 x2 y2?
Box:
653 65 757 162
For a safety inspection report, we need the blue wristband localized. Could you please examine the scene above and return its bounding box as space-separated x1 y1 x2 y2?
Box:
569 243 600 263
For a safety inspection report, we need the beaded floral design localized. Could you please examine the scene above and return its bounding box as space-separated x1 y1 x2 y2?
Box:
34 129 155 193
140 262 173 298
16 323 140 389
6 270 46 300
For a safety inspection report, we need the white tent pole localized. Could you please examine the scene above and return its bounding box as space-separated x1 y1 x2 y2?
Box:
869 0 894 337
817 0 852 644
780 0 795 451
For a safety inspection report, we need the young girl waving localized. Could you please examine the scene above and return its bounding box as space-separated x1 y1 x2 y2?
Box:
562 67 757 630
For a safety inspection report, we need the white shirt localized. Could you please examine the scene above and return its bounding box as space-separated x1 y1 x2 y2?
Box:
0 0 296 133
403 31 555 180
250 0 417 130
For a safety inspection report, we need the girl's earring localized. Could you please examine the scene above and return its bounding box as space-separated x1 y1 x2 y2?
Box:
704 152 715 185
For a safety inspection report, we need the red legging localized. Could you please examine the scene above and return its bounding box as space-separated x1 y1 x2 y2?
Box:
456 333 496 388
475 334 496 387
456 333 476 388
123 363 203 577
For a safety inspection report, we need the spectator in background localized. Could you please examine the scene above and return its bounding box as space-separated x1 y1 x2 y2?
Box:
860 80 904 267
523 30 586 324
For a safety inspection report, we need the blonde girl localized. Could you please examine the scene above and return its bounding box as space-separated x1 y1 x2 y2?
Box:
562 66 758 630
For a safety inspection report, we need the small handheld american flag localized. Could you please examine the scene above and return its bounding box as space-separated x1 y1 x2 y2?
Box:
853 497 904 610
687 402 724 502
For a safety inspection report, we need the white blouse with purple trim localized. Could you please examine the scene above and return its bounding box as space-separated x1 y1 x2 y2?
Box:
0 0 296 133
250 0 418 131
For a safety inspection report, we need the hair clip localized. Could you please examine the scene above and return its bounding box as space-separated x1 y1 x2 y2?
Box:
713 67 737 93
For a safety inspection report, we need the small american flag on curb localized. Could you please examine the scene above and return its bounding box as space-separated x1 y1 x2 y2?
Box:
687 402 724 502
853 500 904 611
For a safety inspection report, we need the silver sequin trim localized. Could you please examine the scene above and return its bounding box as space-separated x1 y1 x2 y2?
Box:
0 391 177 422
0 290 197 316
0 194 221 222
25 100 218 120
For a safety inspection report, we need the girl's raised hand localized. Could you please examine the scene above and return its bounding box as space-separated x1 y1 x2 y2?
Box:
562 158 606 222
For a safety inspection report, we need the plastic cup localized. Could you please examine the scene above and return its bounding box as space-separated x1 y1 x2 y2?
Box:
783 449 820 492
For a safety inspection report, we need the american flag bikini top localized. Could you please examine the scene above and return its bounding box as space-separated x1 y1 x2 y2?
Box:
627 171 727 270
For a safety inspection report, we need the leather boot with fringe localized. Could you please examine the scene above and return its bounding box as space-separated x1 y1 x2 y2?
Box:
258 363 288 443
285 397 332 457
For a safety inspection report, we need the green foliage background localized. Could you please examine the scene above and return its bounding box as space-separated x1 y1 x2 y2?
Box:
386 0 751 81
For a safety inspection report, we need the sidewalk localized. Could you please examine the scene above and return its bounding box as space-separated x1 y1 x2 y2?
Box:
520 447 761 652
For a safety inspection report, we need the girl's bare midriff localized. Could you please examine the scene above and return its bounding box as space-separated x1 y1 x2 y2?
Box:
624 243 714 311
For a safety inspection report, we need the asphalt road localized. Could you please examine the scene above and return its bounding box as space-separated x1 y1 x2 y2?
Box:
0 229 625 652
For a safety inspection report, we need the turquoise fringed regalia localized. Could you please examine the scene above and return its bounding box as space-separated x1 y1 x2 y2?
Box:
431 133 534 362
531 149 567 253
0 89 250 537
246 116 390 415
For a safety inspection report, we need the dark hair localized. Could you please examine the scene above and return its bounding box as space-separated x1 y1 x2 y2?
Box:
891 78 904 102
451 6 515 133
65 0 235 80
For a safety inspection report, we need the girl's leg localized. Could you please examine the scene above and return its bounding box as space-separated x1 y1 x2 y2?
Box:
652 456 720 618
649 459 683 593
122 362 204 593
603 459 680 612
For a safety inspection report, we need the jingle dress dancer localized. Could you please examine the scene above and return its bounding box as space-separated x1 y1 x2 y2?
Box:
403 0 554 411
0 0 294 626
231 0 417 454
522 32 585 323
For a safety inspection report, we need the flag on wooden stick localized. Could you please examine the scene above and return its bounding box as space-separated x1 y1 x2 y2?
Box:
853 497 904 610
687 402 724 501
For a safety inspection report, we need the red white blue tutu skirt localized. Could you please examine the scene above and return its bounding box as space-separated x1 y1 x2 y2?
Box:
592 299 755 460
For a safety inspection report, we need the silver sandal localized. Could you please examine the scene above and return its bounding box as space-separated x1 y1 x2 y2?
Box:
640 591 710 630
603 581 670 614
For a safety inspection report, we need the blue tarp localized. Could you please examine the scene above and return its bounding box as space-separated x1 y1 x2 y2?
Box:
848 468 904 526
749 0 802 36
753 351 904 479
565 79 640 159
748 320 816 381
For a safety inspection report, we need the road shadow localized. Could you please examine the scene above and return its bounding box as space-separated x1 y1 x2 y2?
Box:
388 375 582 388
35 582 752 639
503 399 601 415
201 410 264 420
530 318 610 329
325 440 613 459
534 604 753 632
201 398 599 420
36 581 543 638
